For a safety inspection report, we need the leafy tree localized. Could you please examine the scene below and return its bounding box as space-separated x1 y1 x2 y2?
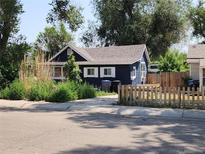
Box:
0 36 31 89
35 23 72 58
190 0 205 43
47 0 84 32
147 0 188 57
80 22 102 47
0 0 30 89
64 54 82 83
82 0 190 59
0 0 23 58
158 49 189 72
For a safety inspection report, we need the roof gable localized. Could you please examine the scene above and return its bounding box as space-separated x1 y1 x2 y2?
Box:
48 43 93 62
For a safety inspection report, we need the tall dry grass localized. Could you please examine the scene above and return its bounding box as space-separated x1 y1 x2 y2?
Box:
19 51 52 90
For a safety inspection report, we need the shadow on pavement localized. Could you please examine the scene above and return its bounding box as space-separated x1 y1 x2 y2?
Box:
57 145 205 154
66 111 205 154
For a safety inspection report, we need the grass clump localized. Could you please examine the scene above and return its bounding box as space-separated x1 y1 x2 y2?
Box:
78 83 96 99
27 80 55 101
47 81 78 102
0 80 26 100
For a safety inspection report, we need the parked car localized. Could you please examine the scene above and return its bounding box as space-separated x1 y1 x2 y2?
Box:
148 64 160 73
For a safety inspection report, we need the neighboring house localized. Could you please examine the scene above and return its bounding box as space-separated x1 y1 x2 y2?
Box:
187 45 205 90
48 43 150 87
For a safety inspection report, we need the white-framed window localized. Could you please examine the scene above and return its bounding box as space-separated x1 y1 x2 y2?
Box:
52 66 65 80
100 67 115 78
131 66 136 80
84 67 98 78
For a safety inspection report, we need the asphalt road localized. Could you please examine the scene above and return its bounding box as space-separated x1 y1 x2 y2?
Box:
1 107 205 154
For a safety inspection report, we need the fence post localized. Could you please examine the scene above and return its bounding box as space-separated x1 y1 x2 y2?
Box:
187 87 190 108
121 85 125 104
182 87 185 109
142 86 145 106
192 88 195 108
168 87 171 107
139 86 141 101
125 85 129 105
173 87 176 105
129 85 133 105
164 87 167 106
146 86 149 106
133 86 136 105
150 86 153 103
197 87 200 109
118 85 121 104
177 87 181 108
159 87 162 106
155 87 158 101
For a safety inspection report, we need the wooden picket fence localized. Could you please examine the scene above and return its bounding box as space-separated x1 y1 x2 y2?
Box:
118 85 205 109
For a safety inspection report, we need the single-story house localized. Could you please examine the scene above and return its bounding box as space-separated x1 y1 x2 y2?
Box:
48 43 150 87
187 44 205 90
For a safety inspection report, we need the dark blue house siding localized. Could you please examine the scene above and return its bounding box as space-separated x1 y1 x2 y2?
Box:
79 65 131 87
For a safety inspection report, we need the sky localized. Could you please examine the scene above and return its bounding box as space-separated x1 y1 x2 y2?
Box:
19 0 199 51
19 0 95 46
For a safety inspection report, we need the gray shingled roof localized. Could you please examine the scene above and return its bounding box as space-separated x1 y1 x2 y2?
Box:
76 44 147 65
188 45 205 59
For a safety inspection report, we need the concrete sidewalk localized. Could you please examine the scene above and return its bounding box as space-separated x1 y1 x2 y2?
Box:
0 96 117 111
1 96 205 120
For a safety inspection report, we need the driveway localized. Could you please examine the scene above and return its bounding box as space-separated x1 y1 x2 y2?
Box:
0 96 205 154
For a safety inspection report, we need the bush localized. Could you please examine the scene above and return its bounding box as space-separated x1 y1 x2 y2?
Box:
78 83 96 99
0 87 9 99
0 79 97 102
47 82 78 102
159 49 189 72
27 81 55 101
0 80 25 100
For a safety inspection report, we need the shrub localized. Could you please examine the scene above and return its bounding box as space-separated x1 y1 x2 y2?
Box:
0 79 97 102
47 82 78 102
0 80 26 100
27 80 55 101
0 87 10 99
159 49 189 72
64 54 82 83
78 83 96 99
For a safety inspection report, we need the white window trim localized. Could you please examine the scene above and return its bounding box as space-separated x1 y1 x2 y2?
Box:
131 66 137 80
100 67 116 78
84 67 98 78
141 62 146 82
52 66 65 80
